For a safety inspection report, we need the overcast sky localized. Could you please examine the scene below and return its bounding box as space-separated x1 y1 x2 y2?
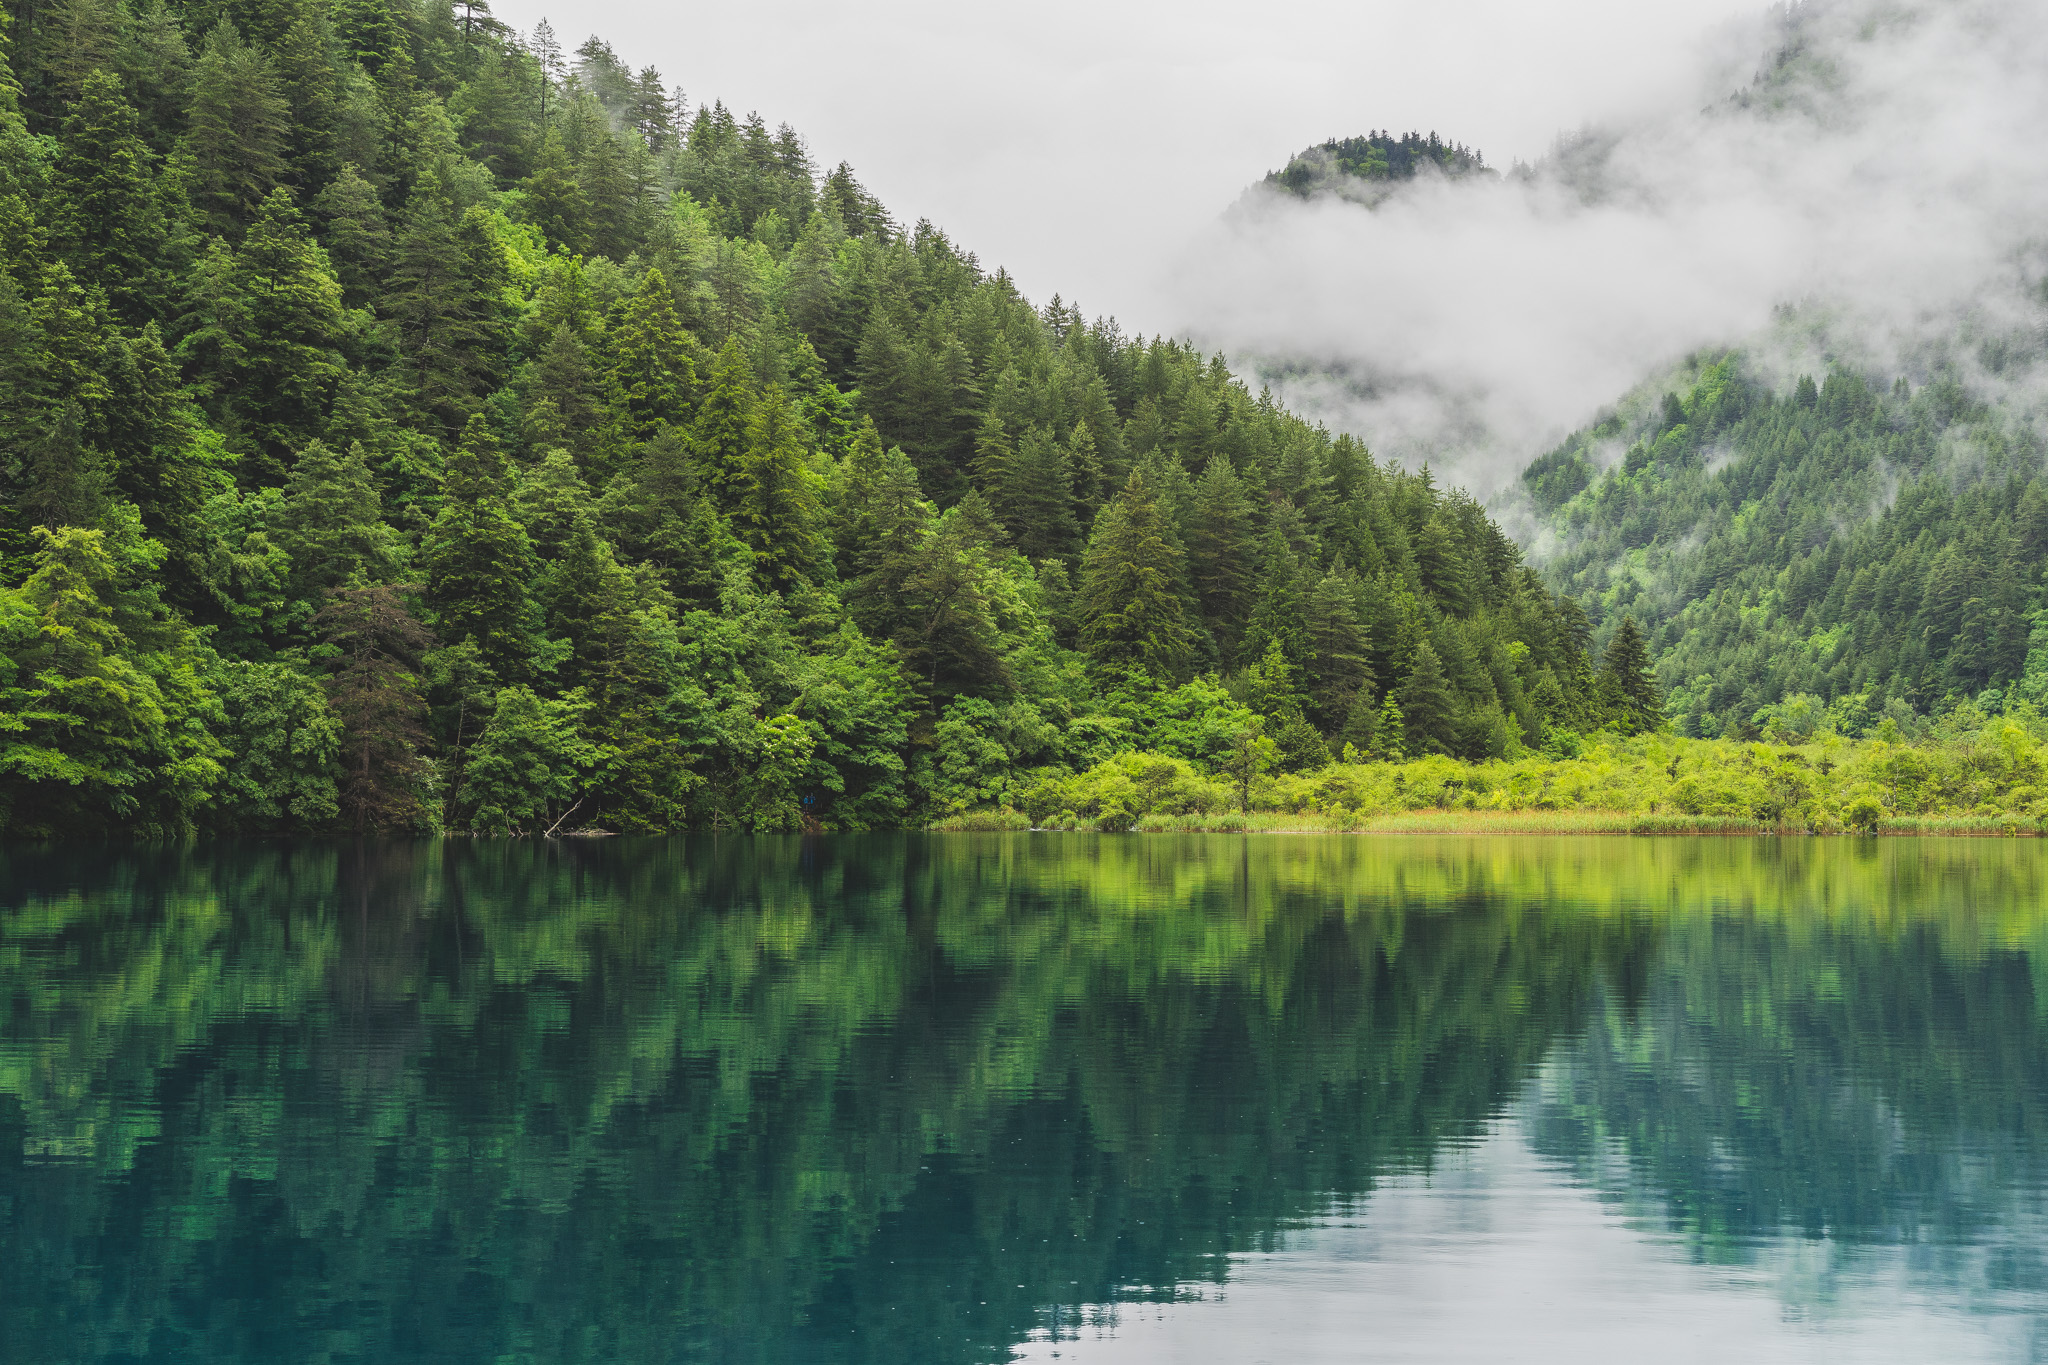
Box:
486 0 1767 328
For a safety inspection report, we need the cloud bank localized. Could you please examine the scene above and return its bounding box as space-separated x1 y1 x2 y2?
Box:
1157 0 2048 491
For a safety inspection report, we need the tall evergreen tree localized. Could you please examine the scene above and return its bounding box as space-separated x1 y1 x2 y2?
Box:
1186 453 1256 664
420 415 540 682
186 23 290 232
737 385 824 589
691 336 755 512
179 187 351 471
1597 615 1662 734
1397 641 1459 757
50 70 162 322
1077 469 1198 679
315 582 433 832
604 267 696 445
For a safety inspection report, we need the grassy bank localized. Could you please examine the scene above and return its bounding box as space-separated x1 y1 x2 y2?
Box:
929 715 2048 836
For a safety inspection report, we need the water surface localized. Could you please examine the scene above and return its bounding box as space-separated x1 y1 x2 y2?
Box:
3 835 2045 1363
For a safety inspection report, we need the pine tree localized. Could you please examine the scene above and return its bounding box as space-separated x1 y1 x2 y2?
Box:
604 267 696 445
311 163 391 306
50 71 162 323
736 385 824 589
1186 454 1256 664
517 128 590 251
691 336 755 512
1004 424 1077 560
1077 469 1198 678
1240 522 1310 667
1397 641 1459 756
896 508 1009 697
315 582 433 833
275 5 340 190
386 198 511 435
420 416 540 683
274 439 403 601
1597 615 1662 734
970 406 1012 498
187 23 290 232
179 187 350 470
1371 692 1406 760
1305 564 1372 729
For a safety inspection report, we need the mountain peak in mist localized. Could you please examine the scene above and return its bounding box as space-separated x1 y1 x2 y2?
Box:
1257 130 1496 208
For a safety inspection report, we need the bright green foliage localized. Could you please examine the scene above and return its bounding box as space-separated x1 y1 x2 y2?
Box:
736 385 823 588
0 4 1625 834
603 267 696 444
1530 362 2048 736
1244 640 1329 772
210 658 342 832
459 685 602 833
0 518 224 836
690 335 755 510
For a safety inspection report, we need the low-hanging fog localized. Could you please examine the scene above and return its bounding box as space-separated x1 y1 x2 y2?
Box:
490 0 2048 498
1172 0 2048 492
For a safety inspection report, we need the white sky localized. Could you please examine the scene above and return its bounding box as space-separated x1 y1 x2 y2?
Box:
485 0 1768 330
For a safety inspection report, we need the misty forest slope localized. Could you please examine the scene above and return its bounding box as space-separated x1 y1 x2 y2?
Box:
1234 0 2048 744
0 0 1664 837
1519 358 2048 739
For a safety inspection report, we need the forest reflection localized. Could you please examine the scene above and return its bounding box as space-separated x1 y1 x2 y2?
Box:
2 835 2044 1364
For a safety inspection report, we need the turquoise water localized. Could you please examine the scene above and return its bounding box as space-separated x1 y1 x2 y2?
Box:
3 835 2046 1363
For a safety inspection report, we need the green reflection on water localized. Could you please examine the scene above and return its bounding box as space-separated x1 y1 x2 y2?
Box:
1 835 2044 1363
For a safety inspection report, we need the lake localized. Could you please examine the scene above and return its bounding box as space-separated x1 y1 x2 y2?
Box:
4 835 2046 1363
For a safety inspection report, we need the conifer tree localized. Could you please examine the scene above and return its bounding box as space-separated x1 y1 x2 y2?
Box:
1397 641 1458 756
1240 522 1310 667
691 336 755 512
1186 454 1256 664
1077 469 1198 678
1305 564 1372 729
275 439 404 602
387 199 511 435
737 385 824 589
311 164 392 306
1597 615 1662 734
421 416 540 682
315 582 433 833
518 128 590 252
187 23 290 231
179 188 351 470
1004 424 1077 560
605 267 696 444
51 71 162 322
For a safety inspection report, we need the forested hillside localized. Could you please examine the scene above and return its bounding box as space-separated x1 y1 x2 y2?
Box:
0 0 1648 837
1521 358 2048 738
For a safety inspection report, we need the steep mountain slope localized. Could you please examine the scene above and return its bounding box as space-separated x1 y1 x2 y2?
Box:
0 0 1638 837
1515 353 2048 737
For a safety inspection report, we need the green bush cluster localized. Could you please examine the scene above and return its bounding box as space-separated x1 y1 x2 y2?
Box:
942 702 2048 833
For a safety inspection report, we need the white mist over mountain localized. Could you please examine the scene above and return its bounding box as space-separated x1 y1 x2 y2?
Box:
1164 0 2048 492
485 0 1764 333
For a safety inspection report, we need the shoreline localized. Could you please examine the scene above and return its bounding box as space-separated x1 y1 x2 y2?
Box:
933 810 2047 837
